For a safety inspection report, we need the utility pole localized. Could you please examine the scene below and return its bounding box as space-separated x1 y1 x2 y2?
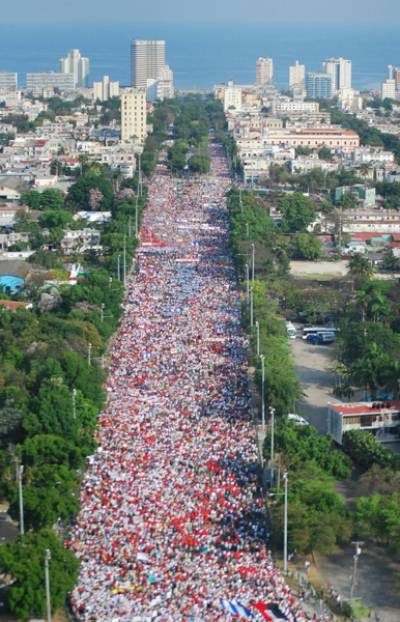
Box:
245 264 250 302
246 222 249 239
283 471 288 575
251 242 255 282
123 235 127 287
88 342 92 367
260 354 265 427
72 388 77 420
270 406 275 485
135 194 139 238
255 320 260 356
250 287 254 327
16 463 24 536
100 303 105 323
45 548 52 622
117 254 121 282
128 215 132 238
239 188 243 214
350 541 364 601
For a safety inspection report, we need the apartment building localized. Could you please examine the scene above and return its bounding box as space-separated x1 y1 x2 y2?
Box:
121 89 147 143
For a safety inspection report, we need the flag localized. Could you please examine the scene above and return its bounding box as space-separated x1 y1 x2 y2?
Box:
252 602 288 621
220 599 253 618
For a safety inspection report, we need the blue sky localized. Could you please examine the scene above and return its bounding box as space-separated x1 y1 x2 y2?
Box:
5 0 400 23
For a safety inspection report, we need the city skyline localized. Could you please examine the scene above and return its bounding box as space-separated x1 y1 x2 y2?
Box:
3 0 400 24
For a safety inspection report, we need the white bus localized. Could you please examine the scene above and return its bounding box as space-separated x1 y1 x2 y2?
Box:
302 326 337 340
286 321 297 339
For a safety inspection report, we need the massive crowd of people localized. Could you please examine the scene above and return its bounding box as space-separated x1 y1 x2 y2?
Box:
68 145 324 621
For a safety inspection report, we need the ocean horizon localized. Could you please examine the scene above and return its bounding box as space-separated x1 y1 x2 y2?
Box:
0 21 398 91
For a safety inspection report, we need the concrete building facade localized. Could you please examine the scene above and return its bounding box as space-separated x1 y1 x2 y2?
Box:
59 49 90 88
323 57 352 93
256 58 274 85
131 40 166 89
121 89 147 143
93 75 120 102
26 72 75 95
0 72 17 91
306 73 332 99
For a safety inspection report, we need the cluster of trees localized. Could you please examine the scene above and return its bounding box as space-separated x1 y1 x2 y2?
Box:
0 95 170 616
227 187 300 414
267 422 352 555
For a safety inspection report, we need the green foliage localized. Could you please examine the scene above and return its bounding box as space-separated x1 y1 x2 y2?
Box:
343 430 399 471
66 171 114 211
291 232 322 260
0 529 79 619
188 154 211 174
167 139 189 173
278 193 316 233
355 492 400 553
269 420 351 478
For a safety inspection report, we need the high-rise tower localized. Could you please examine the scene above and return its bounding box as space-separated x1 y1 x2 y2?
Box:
131 40 166 89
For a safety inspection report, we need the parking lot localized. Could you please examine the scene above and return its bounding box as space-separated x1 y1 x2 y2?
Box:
291 333 338 434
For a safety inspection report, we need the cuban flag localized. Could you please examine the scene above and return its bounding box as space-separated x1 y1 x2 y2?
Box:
220 599 253 618
252 602 289 621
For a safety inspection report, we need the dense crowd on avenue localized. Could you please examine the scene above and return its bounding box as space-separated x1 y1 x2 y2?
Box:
68 145 325 621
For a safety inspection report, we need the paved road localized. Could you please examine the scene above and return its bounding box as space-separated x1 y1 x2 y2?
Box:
291 336 337 434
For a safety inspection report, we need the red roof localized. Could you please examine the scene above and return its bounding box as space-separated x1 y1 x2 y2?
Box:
329 400 400 416
0 300 32 311
392 232 400 241
389 242 400 248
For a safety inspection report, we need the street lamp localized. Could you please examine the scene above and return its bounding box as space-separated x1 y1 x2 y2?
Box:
251 242 255 282
255 320 260 356
245 264 250 302
283 471 288 575
44 548 52 622
135 194 139 238
350 541 364 601
123 235 127 287
87 342 92 367
269 406 275 486
72 388 77 420
16 463 24 536
100 303 105 323
260 354 265 427
117 254 121 282
249 287 254 327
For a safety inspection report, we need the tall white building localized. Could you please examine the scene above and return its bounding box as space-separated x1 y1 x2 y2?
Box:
323 57 352 94
131 40 166 89
121 89 147 143
381 79 396 100
59 49 90 88
256 58 274 85
155 64 174 101
223 81 242 112
289 60 305 92
0 72 17 91
93 75 120 102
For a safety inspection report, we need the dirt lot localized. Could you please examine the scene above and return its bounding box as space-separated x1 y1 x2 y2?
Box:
290 260 349 280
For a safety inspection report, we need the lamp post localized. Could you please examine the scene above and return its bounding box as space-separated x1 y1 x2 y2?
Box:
350 541 364 601
245 264 250 302
250 287 254 327
16 463 24 536
251 242 255 282
117 254 121 282
255 320 260 356
123 235 127 287
135 194 139 238
44 548 52 622
100 303 105 323
269 406 275 486
283 471 288 575
88 342 92 367
72 388 77 420
260 354 265 427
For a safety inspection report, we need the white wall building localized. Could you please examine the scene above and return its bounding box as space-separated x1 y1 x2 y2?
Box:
26 72 75 95
93 75 120 102
59 49 90 88
256 58 274 85
289 60 305 92
381 79 396 100
323 57 352 94
223 82 242 112
0 72 17 91
121 89 147 143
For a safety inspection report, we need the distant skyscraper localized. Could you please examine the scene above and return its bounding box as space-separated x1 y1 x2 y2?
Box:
388 65 400 93
323 57 352 93
256 58 274 85
59 49 90 88
289 60 305 92
223 81 242 112
131 40 166 89
0 72 17 91
121 89 147 142
306 73 333 99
